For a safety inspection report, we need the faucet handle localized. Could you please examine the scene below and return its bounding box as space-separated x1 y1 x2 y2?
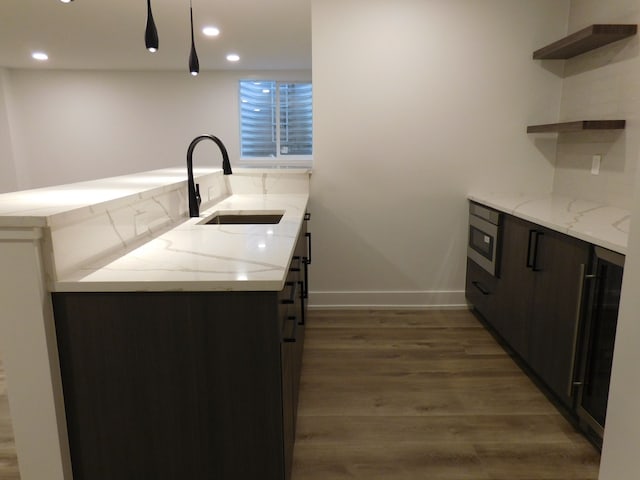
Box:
195 183 202 206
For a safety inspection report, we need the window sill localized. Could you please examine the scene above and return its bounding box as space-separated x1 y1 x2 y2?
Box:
238 158 313 169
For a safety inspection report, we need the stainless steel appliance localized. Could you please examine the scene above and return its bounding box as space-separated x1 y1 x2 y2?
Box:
467 202 502 276
573 246 624 445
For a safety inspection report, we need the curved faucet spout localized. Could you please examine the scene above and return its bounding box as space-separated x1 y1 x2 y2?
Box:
186 134 233 217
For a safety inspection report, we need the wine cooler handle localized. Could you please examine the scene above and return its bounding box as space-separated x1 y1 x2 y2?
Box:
567 264 596 397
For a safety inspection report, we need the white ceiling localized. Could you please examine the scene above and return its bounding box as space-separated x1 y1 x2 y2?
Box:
0 0 312 71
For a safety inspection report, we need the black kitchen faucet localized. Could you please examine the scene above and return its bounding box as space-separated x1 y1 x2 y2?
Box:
186 134 232 217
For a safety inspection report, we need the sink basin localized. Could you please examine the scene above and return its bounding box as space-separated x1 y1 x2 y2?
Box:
198 211 284 225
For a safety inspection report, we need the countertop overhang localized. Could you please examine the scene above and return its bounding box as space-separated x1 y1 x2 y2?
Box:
468 192 630 255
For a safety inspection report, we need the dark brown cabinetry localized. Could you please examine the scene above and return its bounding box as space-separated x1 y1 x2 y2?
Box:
524 222 590 407
490 215 534 359
52 217 311 480
467 213 590 408
467 204 625 447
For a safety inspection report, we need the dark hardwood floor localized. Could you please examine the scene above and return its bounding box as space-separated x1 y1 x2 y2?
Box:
0 309 600 480
292 309 600 480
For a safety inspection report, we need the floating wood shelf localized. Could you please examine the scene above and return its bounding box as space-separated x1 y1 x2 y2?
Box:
527 120 626 133
533 24 637 59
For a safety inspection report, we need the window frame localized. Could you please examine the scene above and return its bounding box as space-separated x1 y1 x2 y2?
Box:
238 79 313 168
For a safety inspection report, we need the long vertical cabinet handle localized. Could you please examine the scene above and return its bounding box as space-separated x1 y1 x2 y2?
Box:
526 230 543 271
303 212 311 300
526 230 536 268
298 280 305 326
531 231 543 271
303 258 309 300
304 232 312 265
567 264 594 398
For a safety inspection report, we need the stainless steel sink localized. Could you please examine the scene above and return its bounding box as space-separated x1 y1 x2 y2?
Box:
198 211 284 225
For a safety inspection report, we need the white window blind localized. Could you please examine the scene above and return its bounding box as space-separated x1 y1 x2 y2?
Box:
240 80 313 159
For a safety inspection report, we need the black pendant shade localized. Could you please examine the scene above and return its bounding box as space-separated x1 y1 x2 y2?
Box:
145 0 159 52
189 1 199 75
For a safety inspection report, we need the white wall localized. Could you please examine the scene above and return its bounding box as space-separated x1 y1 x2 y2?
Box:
309 0 568 307
552 0 640 208
4 69 310 190
0 68 18 192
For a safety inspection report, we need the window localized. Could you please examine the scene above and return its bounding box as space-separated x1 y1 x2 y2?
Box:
239 80 313 163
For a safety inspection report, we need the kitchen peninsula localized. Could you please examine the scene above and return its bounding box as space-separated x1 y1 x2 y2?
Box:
0 167 311 480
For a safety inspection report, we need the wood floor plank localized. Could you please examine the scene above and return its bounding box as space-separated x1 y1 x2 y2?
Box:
292 309 599 480
474 442 600 480
292 442 489 480
0 359 18 480
295 414 583 445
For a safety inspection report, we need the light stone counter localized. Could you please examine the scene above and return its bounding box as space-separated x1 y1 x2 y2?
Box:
55 193 309 292
468 192 630 255
0 167 310 291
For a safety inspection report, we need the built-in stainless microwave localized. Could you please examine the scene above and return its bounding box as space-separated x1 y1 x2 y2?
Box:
467 202 502 277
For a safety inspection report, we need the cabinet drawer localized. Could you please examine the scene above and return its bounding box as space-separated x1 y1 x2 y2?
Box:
465 258 498 320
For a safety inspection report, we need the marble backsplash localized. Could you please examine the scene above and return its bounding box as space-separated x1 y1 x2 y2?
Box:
47 170 228 280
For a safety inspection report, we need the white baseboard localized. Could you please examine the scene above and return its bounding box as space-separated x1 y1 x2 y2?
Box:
308 290 469 310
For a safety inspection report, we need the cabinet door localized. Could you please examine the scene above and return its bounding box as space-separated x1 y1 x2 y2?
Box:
494 215 535 358
53 291 285 480
528 228 590 407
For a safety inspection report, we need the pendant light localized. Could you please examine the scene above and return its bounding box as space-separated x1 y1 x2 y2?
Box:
189 0 200 76
145 0 159 52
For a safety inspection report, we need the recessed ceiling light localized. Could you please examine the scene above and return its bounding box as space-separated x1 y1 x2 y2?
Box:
226 53 240 62
59 0 74 3
32 52 49 61
202 26 220 37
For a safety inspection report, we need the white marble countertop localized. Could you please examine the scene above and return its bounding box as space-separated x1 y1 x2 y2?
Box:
0 167 311 292
468 192 630 255
55 193 309 292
